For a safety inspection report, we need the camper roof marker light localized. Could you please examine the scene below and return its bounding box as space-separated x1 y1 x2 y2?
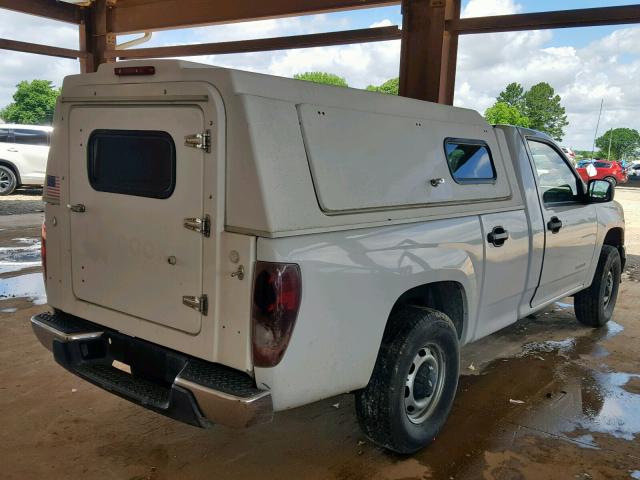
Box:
114 66 156 76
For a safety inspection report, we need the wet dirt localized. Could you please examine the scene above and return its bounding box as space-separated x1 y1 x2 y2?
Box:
2 191 640 479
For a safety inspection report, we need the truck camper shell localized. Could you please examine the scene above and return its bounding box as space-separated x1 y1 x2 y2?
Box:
58 60 523 238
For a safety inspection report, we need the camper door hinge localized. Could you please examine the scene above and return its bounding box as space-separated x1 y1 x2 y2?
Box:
182 294 208 315
184 130 211 153
183 215 210 237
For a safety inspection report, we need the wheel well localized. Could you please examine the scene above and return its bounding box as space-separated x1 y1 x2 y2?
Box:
603 227 625 268
390 281 466 339
0 159 20 184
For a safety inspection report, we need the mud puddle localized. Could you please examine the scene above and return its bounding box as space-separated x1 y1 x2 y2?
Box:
0 237 41 275
366 319 640 479
0 232 46 307
0 272 46 305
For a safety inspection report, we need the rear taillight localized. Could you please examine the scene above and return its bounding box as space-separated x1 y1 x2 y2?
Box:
41 221 46 282
251 261 302 367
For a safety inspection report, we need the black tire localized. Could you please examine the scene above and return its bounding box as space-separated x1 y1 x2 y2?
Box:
355 306 460 454
0 165 17 196
574 245 621 327
605 176 617 186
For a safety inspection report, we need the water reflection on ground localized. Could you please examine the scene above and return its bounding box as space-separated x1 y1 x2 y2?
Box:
0 272 46 305
0 238 41 275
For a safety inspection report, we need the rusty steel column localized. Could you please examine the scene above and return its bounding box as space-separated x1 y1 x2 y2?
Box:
80 0 116 73
439 0 460 105
398 0 448 103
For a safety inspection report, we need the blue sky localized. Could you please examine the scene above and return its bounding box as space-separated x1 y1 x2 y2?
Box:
0 0 639 149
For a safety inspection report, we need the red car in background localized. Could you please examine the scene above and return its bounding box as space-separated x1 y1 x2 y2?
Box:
576 160 628 186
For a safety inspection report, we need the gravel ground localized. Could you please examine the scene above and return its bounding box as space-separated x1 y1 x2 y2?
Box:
0 188 44 216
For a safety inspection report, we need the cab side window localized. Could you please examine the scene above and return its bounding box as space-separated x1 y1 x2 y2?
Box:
527 140 580 205
14 129 49 146
0 128 10 143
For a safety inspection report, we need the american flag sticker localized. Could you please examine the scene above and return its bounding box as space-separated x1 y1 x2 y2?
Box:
44 175 60 205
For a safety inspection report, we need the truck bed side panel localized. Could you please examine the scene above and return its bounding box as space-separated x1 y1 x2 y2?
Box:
254 217 484 411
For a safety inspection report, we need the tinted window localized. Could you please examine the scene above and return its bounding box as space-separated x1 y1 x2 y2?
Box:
15 129 49 146
528 140 580 205
88 130 176 199
594 161 611 168
444 139 496 183
0 128 11 143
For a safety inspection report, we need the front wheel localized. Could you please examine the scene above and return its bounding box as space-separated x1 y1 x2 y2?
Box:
574 245 621 327
605 176 617 186
355 306 460 454
0 165 17 196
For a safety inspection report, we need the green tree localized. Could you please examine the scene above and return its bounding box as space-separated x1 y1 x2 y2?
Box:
496 82 525 109
484 102 531 127
366 77 399 95
523 82 568 141
0 80 60 125
595 128 640 160
485 82 569 141
293 72 348 87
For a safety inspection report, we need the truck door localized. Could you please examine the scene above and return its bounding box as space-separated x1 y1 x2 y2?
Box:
13 128 49 183
526 138 597 307
475 210 530 339
68 105 207 334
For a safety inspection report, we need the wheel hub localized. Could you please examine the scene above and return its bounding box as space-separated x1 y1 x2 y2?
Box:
404 345 446 424
0 170 10 192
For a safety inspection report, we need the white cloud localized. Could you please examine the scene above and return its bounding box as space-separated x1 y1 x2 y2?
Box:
0 0 639 149
0 10 79 112
461 0 523 17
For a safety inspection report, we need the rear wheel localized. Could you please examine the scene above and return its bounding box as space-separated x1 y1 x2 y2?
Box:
355 306 459 454
574 245 621 327
0 165 17 196
604 176 617 186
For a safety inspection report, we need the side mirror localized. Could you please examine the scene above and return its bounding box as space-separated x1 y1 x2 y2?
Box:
587 179 614 203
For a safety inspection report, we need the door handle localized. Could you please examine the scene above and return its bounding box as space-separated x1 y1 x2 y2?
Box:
487 226 509 247
547 216 562 233
67 203 86 213
7 148 18 152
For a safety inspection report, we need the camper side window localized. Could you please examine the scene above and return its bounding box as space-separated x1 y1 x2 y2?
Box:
87 130 176 199
444 139 496 184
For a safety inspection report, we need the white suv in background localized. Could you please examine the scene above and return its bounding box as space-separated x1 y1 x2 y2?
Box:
0 124 51 195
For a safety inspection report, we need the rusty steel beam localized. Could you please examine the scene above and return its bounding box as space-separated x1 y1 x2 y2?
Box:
107 25 401 60
111 0 398 34
0 0 83 24
438 0 460 105
399 0 447 103
447 4 640 34
0 37 83 59
81 0 116 73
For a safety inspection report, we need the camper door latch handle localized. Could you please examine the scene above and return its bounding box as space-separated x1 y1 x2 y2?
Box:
67 203 86 213
231 265 245 280
430 178 445 187
185 130 211 153
183 215 211 237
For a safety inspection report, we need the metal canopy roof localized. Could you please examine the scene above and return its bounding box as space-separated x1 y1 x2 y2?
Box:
1 0 640 104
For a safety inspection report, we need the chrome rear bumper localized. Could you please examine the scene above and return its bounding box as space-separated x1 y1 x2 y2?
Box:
31 312 273 429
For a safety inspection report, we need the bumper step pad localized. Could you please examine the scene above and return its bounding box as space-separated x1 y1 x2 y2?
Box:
31 311 273 429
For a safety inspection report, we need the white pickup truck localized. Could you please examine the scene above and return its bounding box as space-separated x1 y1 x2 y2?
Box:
32 60 625 454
